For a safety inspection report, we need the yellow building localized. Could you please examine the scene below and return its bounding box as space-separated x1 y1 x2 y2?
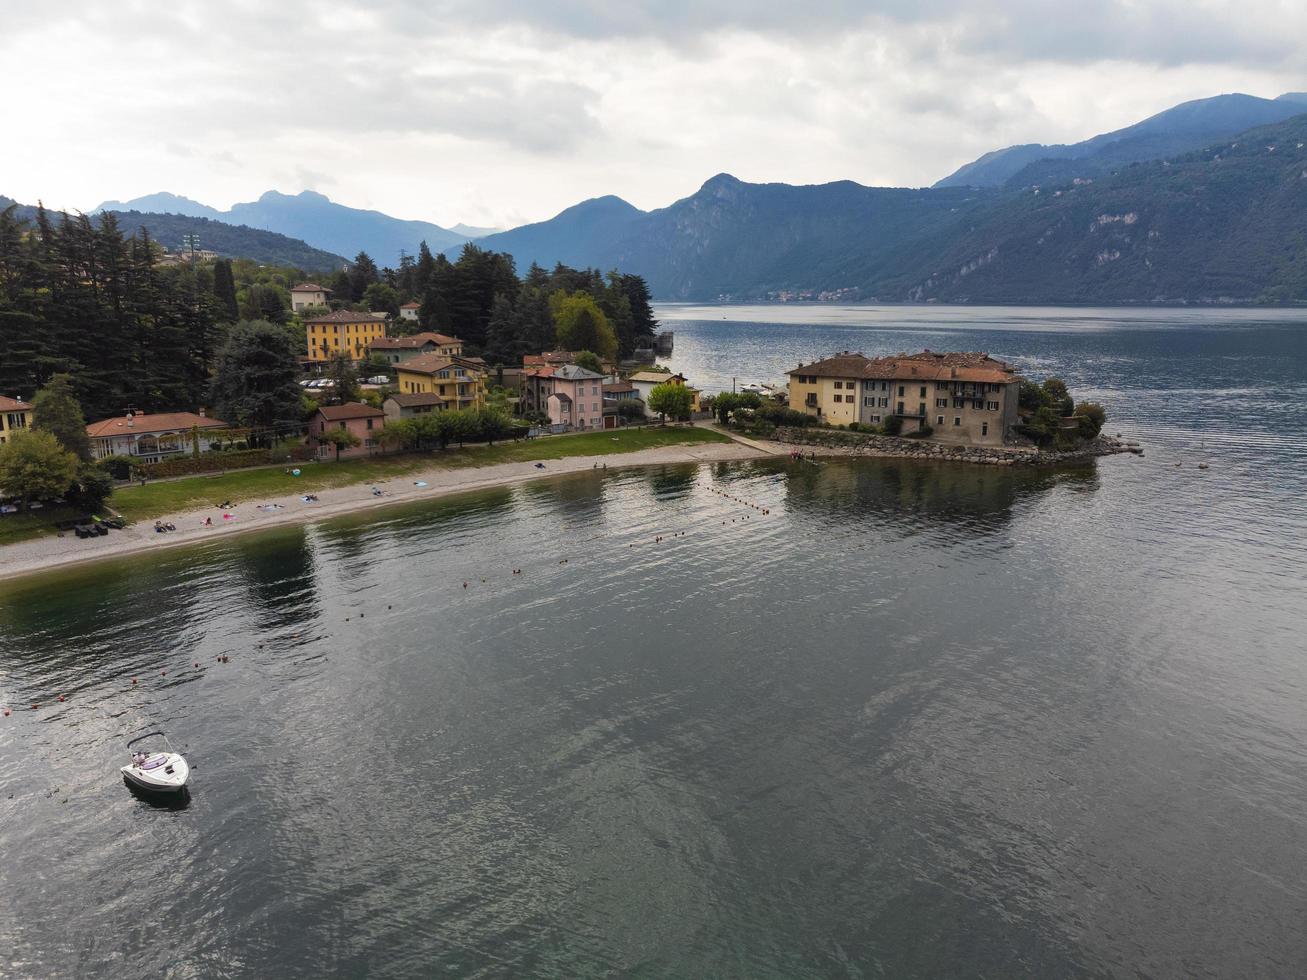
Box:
394 353 487 411
370 332 465 366
305 310 389 363
0 395 33 445
788 350 1020 446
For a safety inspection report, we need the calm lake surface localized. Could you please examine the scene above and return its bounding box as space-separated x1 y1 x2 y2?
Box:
3 306 1307 978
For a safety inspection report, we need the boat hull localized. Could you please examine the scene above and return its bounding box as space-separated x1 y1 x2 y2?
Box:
121 753 189 793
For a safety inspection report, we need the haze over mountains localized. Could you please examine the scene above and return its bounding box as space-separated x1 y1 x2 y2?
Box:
17 89 1303 304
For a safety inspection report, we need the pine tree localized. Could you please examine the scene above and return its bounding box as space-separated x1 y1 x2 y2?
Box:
31 373 91 460
348 251 380 302
212 259 239 321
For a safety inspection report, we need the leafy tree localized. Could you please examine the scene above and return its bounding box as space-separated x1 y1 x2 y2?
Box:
242 283 289 324
209 320 302 437
647 382 692 422
363 282 400 318
1076 401 1107 439
572 350 604 374
31 373 90 460
323 352 360 405
552 292 617 361
379 417 420 451
68 462 114 512
444 409 478 446
474 407 513 445
318 426 360 461
0 429 78 509
882 413 904 436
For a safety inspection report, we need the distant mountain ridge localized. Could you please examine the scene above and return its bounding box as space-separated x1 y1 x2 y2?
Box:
1 195 347 270
93 190 479 265
934 92 1307 189
450 113 1307 304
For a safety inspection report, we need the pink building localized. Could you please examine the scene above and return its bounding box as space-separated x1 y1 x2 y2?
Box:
309 402 385 459
540 365 607 431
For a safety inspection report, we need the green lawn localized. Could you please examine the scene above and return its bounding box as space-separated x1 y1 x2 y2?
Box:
107 426 730 522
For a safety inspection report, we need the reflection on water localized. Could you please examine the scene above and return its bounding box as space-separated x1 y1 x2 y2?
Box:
3 310 1307 977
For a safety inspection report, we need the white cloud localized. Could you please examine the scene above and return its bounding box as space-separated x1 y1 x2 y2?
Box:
1 1 1303 229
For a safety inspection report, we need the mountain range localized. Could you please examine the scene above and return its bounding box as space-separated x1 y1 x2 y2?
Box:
92 189 492 265
18 88 1307 303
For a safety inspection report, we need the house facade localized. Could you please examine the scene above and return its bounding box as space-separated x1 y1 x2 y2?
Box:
290 282 330 312
309 403 384 459
86 411 230 463
370 332 464 366
541 364 606 431
0 396 32 446
393 353 486 411
383 392 444 420
306 310 389 363
627 371 701 416
788 350 1021 446
399 302 420 321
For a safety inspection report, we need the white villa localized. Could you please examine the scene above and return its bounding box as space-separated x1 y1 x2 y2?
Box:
86 411 230 464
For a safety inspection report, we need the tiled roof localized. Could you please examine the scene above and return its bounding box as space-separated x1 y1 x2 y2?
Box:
603 382 636 393
788 350 1017 385
292 282 328 292
628 371 684 384
551 391 572 403
0 395 32 412
552 364 605 380
86 412 228 438
316 402 385 420
400 302 420 309
524 351 582 366
386 392 445 407
370 331 462 350
305 309 389 324
395 352 486 376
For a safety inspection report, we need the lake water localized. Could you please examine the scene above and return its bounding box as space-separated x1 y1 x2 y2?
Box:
3 306 1307 978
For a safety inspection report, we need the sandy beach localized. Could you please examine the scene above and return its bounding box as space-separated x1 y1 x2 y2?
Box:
0 439 769 581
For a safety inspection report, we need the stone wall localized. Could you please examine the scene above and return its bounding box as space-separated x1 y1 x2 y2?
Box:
771 427 1137 467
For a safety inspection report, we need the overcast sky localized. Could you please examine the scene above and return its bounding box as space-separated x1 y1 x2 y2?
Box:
4 1 1304 229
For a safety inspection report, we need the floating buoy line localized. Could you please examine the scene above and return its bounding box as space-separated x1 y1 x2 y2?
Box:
3 477 780 719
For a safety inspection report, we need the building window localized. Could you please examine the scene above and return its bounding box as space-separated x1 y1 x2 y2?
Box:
897 385 905 397
919 386 926 398
937 415 944 426
833 381 842 389
953 416 961 426
871 415 880 423
864 396 874 407
366 418 374 430
982 422 989 436
936 398 947 408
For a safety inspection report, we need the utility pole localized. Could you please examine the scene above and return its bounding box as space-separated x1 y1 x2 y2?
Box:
181 233 200 262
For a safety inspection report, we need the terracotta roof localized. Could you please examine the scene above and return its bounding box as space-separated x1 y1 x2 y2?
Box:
86 412 228 438
628 371 684 384
524 366 557 379
305 310 389 324
400 302 420 309
603 382 636 393
316 402 385 421
787 350 1017 385
371 332 462 350
395 352 486 376
523 350 590 367
0 396 32 412
292 282 329 292
386 392 445 407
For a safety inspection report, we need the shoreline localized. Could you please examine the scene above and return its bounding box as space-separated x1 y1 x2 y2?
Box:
0 440 767 582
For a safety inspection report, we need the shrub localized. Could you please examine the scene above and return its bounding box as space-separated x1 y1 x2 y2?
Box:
882 414 904 436
67 463 115 512
100 454 141 480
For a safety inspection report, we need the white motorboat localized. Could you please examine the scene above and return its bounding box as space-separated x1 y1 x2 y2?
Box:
121 731 190 794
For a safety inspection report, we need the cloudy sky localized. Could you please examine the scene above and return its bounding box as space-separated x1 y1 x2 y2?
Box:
4 1 1304 229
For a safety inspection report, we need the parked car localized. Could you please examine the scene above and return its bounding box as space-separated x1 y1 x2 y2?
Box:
366 375 391 385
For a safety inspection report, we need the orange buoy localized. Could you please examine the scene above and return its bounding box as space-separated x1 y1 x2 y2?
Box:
58 695 65 702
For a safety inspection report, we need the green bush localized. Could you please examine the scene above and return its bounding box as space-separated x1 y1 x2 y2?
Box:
100 454 141 480
882 414 904 436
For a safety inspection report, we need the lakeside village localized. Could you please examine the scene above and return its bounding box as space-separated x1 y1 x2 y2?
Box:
0 220 1121 541
0 309 1119 536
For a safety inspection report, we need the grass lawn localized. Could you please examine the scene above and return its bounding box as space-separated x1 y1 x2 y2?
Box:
0 505 93 547
107 426 730 523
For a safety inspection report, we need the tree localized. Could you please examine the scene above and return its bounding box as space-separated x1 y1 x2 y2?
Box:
474 407 513 445
647 382 692 422
379 417 420 451
0 429 78 509
323 352 360 405
1076 401 1107 439
209 320 303 438
363 282 400 318
318 426 360 461
551 292 617 361
67 462 114 512
617 399 646 423
348 252 380 302
212 259 240 321
31 374 90 460
573 350 604 374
